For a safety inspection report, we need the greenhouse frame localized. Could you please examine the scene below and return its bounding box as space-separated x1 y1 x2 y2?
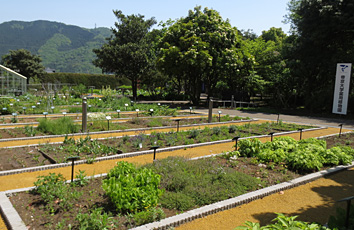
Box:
0 64 27 96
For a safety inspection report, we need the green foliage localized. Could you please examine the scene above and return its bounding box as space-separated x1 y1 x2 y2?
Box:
42 72 129 89
33 173 82 213
132 207 165 226
157 6 246 104
102 161 163 213
236 213 330 229
237 136 354 172
150 157 260 209
93 10 156 100
75 208 117 230
37 116 78 135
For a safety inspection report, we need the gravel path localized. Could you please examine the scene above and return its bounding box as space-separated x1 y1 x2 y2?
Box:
196 108 354 129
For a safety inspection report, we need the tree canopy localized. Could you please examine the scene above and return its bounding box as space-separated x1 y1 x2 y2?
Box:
1 49 45 84
93 10 156 101
157 6 247 104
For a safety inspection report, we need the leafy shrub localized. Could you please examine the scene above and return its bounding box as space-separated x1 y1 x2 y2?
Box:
37 117 78 135
102 161 163 213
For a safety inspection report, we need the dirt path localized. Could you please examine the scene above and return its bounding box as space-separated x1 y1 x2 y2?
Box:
176 168 354 229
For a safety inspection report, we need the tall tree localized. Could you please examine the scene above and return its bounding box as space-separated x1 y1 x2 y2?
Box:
93 10 156 101
285 0 354 111
1 49 45 84
157 6 245 104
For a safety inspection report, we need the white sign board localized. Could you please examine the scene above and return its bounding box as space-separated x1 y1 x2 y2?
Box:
332 63 352 115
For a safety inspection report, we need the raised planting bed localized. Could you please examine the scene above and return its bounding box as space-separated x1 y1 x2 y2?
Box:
0 122 313 171
0 114 243 138
5 132 354 229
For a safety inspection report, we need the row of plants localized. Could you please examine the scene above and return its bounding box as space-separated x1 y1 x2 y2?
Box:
234 136 354 172
0 93 179 116
37 122 312 164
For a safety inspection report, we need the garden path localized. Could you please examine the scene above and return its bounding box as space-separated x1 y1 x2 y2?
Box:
196 108 354 129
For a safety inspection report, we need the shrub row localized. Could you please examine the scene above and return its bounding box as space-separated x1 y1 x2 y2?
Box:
41 73 131 88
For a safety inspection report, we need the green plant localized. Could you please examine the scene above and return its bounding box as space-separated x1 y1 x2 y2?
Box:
37 117 78 135
236 213 331 229
76 208 117 230
132 207 165 226
102 161 163 213
74 170 89 187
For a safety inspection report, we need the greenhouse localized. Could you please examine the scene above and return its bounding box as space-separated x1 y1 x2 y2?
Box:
0 64 27 96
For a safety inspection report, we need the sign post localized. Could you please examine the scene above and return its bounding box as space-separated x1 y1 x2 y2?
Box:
332 63 352 115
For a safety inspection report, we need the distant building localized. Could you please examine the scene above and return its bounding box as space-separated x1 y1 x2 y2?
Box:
45 67 56 73
0 64 27 96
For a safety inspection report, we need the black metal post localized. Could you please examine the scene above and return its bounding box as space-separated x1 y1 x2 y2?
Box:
337 196 354 230
150 146 160 162
277 113 280 124
298 128 303 140
107 120 110 131
269 132 275 142
66 156 80 183
175 119 181 132
232 136 240 151
339 124 343 137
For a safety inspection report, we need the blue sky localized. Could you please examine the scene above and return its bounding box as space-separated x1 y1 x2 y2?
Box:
0 0 291 35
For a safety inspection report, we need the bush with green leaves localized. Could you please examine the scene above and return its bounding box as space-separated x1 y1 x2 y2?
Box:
102 161 163 213
237 136 354 172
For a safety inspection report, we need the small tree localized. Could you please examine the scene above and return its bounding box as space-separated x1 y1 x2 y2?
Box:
1 49 45 84
93 10 156 101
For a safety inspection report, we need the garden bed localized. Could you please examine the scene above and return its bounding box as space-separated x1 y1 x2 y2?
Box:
0 122 312 171
6 132 354 229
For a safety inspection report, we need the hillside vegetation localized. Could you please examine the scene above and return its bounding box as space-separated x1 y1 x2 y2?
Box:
0 20 111 73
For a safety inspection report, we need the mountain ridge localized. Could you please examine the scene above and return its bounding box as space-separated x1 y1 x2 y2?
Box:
0 20 112 73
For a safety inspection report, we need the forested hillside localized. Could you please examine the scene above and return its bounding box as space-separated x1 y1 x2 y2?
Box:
0 20 111 73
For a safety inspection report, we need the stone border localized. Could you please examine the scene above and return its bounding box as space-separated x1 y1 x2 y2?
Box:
0 126 324 177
